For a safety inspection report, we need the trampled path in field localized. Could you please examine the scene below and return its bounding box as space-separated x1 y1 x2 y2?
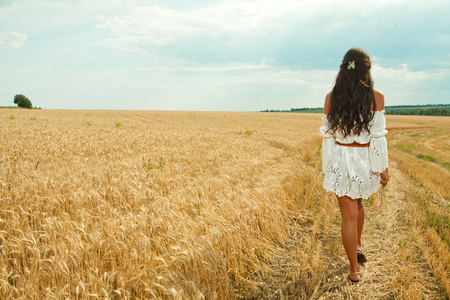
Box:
267 162 444 299
261 115 450 299
316 162 442 299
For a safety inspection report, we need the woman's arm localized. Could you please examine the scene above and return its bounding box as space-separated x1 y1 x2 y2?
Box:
380 168 389 187
374 90 385 111
324 92 331 114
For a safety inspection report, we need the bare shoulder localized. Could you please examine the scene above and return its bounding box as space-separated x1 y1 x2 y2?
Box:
374 90 385 111
324 92 332 114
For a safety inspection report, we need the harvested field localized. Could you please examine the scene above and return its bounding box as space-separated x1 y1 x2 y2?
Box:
0 109 448 299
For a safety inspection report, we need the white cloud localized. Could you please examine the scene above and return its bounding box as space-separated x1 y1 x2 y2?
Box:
91 0 450 71
373 64 429 90
372 64 450 105
96 0 301 44
94 0 319 58
0 31 28 50
0 0 156 33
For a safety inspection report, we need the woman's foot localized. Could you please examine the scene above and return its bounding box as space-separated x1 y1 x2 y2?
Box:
348 270 363 283
357 245 367 263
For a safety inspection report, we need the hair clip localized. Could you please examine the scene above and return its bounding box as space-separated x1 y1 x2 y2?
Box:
347 61 355 69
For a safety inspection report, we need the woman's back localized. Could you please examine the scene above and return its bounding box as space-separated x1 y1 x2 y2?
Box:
322 90 386 144
324 90 385 114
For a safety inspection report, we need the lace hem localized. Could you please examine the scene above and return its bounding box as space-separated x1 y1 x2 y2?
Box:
323 184 381 200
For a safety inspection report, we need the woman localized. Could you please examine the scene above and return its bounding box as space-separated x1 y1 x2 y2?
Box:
319 48 389 283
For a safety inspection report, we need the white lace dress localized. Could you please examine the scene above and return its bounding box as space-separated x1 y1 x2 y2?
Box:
319 111 389 199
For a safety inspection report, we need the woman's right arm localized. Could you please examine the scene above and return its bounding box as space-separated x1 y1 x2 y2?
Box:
375 90 388 186
369 91 389 180
324 92 331 114
380 168 389 187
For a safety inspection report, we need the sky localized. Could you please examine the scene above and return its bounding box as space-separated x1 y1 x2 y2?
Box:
1 0 449 111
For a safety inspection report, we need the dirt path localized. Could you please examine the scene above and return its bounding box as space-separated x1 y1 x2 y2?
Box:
263 160 444 299
316 162 443 299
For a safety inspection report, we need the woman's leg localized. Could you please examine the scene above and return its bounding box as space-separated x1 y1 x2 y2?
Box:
338 196 360 280
357 198 364 247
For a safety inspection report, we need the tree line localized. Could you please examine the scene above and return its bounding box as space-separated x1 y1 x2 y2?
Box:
262 104 449 116
385 105 449 116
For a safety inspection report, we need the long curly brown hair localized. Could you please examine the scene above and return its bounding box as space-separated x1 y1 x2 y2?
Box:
327 48 376 137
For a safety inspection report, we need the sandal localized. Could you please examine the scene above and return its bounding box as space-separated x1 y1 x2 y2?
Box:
348 270 363 283
357 245 367 263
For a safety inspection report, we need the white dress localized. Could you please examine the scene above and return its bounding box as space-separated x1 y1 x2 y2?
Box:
319 110 389 199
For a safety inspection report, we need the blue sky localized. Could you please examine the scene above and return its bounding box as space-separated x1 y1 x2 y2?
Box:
1 0 449 111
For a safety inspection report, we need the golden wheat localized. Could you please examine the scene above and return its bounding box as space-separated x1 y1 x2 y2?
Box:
0 109 448 299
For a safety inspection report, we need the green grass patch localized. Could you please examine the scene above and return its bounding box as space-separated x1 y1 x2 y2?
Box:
0 106 42 109
416 154 437 162
426 211 450 247
395 143 415 154
239 128 256 137
143 157 166 172
405 189 450 247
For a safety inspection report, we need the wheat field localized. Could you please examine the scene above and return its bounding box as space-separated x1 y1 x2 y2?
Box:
0 109 448 299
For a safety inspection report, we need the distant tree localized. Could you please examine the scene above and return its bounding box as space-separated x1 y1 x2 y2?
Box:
14 94 33 109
